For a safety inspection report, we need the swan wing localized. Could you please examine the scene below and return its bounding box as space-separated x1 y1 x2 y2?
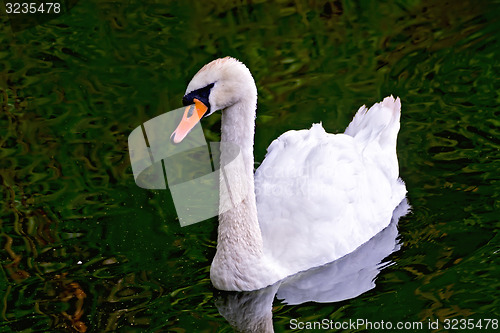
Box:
255 97 406 278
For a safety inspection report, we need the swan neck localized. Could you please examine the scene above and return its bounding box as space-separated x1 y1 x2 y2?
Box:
220 102 256 165
214 99 264 280
210 72 269 289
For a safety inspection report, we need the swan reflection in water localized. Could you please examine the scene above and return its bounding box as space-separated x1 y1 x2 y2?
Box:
214 199 410 333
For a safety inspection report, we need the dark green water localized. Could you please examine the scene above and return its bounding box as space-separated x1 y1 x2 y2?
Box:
1 0 499 332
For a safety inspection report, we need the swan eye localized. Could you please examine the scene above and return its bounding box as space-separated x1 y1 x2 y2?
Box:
182 83 215 113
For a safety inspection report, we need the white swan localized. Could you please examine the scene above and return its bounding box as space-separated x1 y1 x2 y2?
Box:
170 57 407 291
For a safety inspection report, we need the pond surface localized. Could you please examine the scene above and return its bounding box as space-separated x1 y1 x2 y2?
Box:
1 0 499 332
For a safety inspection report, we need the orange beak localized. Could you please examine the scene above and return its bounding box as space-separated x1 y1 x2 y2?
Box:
170 98 208 144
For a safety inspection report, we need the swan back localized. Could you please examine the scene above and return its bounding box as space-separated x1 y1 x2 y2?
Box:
255 97 406 284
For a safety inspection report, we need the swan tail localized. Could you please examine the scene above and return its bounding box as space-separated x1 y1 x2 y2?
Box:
344 96 401 151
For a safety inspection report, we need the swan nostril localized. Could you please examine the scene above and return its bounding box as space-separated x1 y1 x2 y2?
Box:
186 104 195 118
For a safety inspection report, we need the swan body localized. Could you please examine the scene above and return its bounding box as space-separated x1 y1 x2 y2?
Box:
172 57 407 291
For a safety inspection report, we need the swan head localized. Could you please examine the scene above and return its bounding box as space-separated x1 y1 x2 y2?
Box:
171 57 257 144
